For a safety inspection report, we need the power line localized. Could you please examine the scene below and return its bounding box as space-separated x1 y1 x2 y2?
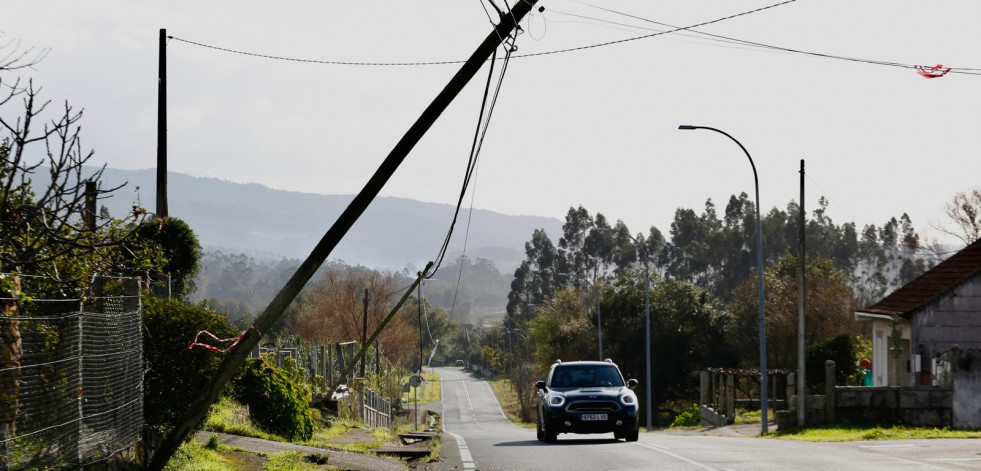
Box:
165 0 804 67
565 0 981 76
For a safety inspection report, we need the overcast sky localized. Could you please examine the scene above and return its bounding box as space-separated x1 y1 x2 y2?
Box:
4 0 980 250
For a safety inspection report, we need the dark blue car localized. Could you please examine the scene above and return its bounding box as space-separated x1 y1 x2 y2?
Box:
535 360 639 442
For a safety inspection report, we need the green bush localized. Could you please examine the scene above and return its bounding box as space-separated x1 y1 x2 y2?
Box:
806 333 857 389
143 296 238 433
670 404 701 428
233 358 315 441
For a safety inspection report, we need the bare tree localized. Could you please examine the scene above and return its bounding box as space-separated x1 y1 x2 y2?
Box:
938 188 981 246
0 42 146 292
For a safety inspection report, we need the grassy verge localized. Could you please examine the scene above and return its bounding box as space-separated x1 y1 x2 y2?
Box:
164 439 232 471
487 377 536 430
771 423 981 442
402 371 442 404
203 397 284 441
734 408 775 425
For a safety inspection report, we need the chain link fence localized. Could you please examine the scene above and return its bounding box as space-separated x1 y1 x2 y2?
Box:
0 276 142 470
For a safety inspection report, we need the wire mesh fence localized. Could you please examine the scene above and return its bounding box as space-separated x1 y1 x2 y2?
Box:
0 276 142 470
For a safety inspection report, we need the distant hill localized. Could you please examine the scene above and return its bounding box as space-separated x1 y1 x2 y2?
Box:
82 168 562 273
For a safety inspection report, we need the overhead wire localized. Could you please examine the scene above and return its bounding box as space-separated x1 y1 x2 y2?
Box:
165 0 804 67
424 34 515 280
563 0 981 76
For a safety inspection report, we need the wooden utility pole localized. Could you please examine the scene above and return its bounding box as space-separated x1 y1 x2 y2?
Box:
84 181 97 231
147 3 537 468
157 28 168 218
798 159 806 426
360 288 369 378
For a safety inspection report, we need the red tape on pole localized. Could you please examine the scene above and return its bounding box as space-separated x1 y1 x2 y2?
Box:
188 326 262 352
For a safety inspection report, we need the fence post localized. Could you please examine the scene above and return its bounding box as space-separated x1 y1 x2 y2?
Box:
825 360 836 423
77 300 85 466
700 371 709 407
725 374 735 423
786 372 796 411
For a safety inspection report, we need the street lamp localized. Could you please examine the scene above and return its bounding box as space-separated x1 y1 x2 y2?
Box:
559 273 603 361
678 125 769 434
597 227 652 433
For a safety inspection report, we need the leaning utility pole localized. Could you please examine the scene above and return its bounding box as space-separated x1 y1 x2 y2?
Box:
147 3 537 469
157 28 168 218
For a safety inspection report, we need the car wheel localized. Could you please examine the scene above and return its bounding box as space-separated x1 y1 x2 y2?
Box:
613 431 624 440
625 429 639 442
545 428 558 443
536 417 545 442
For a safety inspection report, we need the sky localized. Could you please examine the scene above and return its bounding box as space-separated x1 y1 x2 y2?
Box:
3 0 980 252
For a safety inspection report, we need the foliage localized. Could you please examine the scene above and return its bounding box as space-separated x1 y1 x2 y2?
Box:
670 404 701 428
0 80 162 297
287 263 417 368
136 216 202 298
143 296 239 433
805 334 858 389
204 397 279 441
602 272 737 414
263 451 320 471
506 199 932 324
162 439 231 471
729 254 858 370
233 358 315 441
527 289 596 372
482 345 504 374
771 423 981 442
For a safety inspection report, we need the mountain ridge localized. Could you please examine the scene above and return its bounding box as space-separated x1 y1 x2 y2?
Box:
84 167 562 272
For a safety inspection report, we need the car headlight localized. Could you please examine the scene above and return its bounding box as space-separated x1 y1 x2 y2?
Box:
548 394 566 407
621 394 636 405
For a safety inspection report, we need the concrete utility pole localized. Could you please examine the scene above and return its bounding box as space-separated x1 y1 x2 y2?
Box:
147 3 537 468
156 28 168 218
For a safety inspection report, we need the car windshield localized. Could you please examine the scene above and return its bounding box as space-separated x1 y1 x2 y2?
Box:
550 365 624 388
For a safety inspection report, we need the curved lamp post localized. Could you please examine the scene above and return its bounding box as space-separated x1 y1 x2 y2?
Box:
597 227 652 433
678 125 769 434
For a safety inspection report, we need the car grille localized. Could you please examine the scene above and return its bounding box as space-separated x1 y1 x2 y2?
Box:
566 401 620 412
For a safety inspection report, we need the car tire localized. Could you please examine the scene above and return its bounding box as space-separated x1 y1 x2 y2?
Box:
545 428 558 443
536 417 545 442
625 429 639 442
613 431 624 440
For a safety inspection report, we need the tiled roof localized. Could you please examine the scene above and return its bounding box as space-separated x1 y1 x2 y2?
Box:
862 239 981 317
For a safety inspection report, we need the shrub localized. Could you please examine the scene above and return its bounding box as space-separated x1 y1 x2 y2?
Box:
806 333 857 389
670 404 701 428
233 358 315 441
143 296 238 433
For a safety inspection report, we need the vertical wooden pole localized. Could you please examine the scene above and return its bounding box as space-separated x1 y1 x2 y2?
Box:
156 28 168 218
798 159 806 426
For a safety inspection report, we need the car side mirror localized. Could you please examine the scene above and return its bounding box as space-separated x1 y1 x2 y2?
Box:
535 380 547 391
627 379 638 389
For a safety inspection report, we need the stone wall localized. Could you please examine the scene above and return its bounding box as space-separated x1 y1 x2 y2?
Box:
835 386 952 427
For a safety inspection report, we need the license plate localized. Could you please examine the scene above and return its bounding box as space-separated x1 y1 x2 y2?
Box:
581 414 608 421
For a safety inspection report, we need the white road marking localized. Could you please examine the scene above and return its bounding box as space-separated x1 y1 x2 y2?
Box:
484 380 511 421
857 444 916 448
461 376 479 426
635 442 722 471
442 370 478 470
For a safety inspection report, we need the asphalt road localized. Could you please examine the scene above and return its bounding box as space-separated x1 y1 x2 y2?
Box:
436 367 981 471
